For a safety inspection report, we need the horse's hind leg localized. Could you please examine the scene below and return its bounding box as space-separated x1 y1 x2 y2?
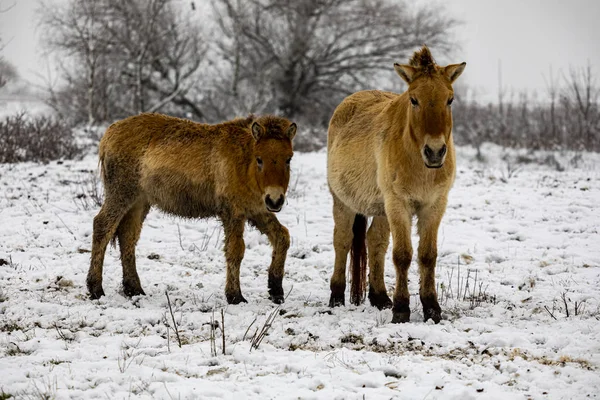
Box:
367 216 392 309
116 198 151 297
222 213 247 304
248 213 290 304
329 195 355 307
416 198 447 323
87 196 133 299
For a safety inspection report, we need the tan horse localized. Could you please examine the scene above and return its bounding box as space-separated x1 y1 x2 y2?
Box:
327 46 465 323
86 113 296 304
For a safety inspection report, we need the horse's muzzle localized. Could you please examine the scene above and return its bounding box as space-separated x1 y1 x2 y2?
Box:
265 194 285 212
423 144 446 168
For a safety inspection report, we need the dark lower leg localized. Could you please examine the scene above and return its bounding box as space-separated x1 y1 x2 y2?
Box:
367 216 392 309
223 216 247 304
249 213 289 304
419 249 441 323
391 250 412 323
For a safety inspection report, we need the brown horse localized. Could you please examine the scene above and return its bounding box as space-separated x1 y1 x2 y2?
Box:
86 113 296 304
327 46 466 323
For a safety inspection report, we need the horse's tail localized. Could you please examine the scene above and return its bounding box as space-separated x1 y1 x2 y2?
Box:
350 214 368 305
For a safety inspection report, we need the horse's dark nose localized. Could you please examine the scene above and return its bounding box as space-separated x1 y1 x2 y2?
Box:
265 194 285 212
424 145 435 160
438 144 447 158
423 144 446 168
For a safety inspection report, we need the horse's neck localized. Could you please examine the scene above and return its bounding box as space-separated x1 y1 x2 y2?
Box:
381 96 421 158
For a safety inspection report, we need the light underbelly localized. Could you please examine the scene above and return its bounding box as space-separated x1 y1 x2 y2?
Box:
329 171 386 216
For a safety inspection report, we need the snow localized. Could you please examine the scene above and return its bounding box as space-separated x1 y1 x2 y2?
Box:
1 142 599 399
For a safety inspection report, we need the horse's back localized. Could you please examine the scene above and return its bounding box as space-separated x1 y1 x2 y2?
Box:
99 113 248 218
328 90 396 146
327 90 396 216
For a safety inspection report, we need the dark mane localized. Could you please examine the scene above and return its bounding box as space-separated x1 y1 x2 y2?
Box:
255 115 292 140
409 46 437 75
227 114 255 129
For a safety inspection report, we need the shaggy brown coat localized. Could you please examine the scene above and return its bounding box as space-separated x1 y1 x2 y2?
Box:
86 112 296 304
327 46 466 323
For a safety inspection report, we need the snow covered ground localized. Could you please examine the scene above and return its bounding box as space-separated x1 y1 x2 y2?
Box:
0 142 599 399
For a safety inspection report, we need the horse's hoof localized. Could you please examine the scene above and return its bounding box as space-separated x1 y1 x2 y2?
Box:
226 293 248 304
88 285 105 300
268 281 284 304
368 289 393 310
269 292 285 304
328 293 345 307
421 295 442 323
123 283 146 298
423 307 442 324
391 311 410 323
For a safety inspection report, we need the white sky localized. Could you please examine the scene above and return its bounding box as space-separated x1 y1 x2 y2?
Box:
1 0 599 103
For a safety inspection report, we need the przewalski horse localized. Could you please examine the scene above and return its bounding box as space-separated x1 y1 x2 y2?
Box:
86 113 296 304
327 46 466 323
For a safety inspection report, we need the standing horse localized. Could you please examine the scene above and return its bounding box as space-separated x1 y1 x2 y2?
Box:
86 113 296 304
327 46 466 323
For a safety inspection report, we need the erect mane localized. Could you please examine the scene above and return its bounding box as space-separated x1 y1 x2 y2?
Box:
227 114 255 129
409 46 437 75
254 115 292 141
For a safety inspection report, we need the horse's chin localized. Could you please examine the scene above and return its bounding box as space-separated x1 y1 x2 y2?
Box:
425 163 444 169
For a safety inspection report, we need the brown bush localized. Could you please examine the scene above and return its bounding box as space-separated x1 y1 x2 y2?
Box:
0 112 81 163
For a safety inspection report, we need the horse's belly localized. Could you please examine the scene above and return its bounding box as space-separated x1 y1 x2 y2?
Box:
142 169 221 219
329 171 385 216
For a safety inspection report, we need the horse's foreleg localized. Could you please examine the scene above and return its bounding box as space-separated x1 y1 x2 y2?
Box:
248 213 290 304
416 198 448 323
222 215 247 304
385 199 413 323
329 196 355 307
367 216 392 309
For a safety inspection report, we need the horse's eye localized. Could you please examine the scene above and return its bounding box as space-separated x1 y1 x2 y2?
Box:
447 97 454 106
256 157 263 168
410 97 419 107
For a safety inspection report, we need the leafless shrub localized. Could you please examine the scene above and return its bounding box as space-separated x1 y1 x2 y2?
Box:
438 257 497 310
248 287 292 351
453 63 600 153
164 291 182 349
544 291 586 320
0 112 81 163
117 338 144 373
73 171 103 210
249 306 280 352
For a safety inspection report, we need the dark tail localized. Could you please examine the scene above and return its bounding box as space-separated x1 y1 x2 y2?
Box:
350 214 368 305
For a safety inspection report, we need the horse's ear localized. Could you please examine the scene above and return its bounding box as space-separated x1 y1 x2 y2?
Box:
394 63 416 84
251 122 264 141
287 123 297 140
444 62 466 84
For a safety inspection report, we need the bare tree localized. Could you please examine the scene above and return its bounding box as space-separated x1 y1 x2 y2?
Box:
39 0 207 125
562 63 600 149
0 58 17 89
209 0 459 123
0 0 17 89
40 0 107 125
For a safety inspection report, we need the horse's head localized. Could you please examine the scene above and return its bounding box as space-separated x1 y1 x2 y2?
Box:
251 116 296 212
394 46 466 169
